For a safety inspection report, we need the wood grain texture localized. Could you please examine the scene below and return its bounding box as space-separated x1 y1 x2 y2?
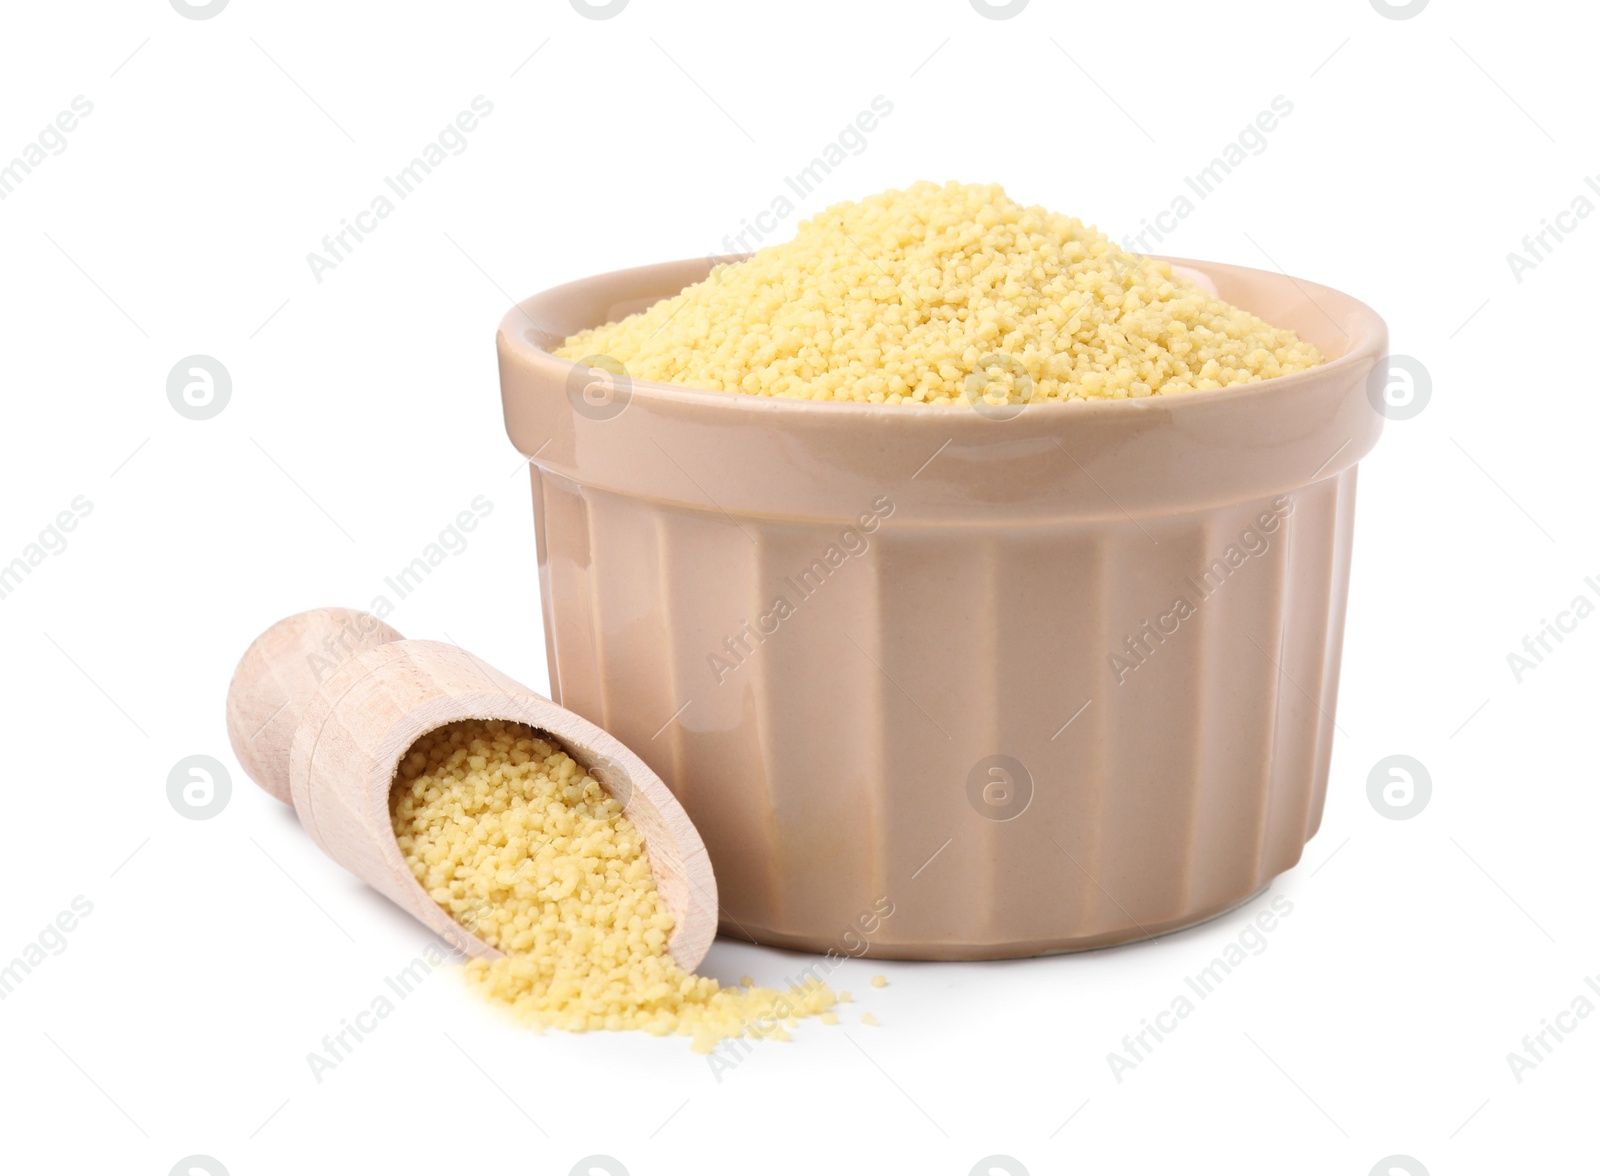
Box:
226 607 403 804
226 608 718 972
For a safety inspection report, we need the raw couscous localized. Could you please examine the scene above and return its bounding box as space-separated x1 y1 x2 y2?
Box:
555 181 1324 405
390 719 835 1051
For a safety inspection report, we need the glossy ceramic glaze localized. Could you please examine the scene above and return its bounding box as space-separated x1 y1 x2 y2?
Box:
497 255 1386 959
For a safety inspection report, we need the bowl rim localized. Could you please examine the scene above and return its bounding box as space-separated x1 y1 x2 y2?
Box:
498 252 1387 423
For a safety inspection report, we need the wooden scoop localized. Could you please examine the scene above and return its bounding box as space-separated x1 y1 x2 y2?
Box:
225 607 718 971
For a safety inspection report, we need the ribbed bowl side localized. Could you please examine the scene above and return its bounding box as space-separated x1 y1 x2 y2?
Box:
531 465 1358 959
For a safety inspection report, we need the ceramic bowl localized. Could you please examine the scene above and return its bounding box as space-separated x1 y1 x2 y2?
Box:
496 255 1385 959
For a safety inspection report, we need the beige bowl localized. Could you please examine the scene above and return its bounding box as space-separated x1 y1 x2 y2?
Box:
496 256 1386 960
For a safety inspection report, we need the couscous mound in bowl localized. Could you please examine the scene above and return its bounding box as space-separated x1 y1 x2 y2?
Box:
553 181 1323 406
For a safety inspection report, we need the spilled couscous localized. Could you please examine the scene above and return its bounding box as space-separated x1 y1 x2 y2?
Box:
390 719 835 1051
555 181 1323 405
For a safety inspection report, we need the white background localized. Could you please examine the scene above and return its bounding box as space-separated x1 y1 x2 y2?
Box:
1 1 1593 1173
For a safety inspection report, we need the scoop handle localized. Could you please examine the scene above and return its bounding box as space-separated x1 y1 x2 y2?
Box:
225 607 405 804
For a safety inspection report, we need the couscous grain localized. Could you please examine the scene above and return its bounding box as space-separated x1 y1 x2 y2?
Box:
391 719 834 1051
555 181 1323 405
